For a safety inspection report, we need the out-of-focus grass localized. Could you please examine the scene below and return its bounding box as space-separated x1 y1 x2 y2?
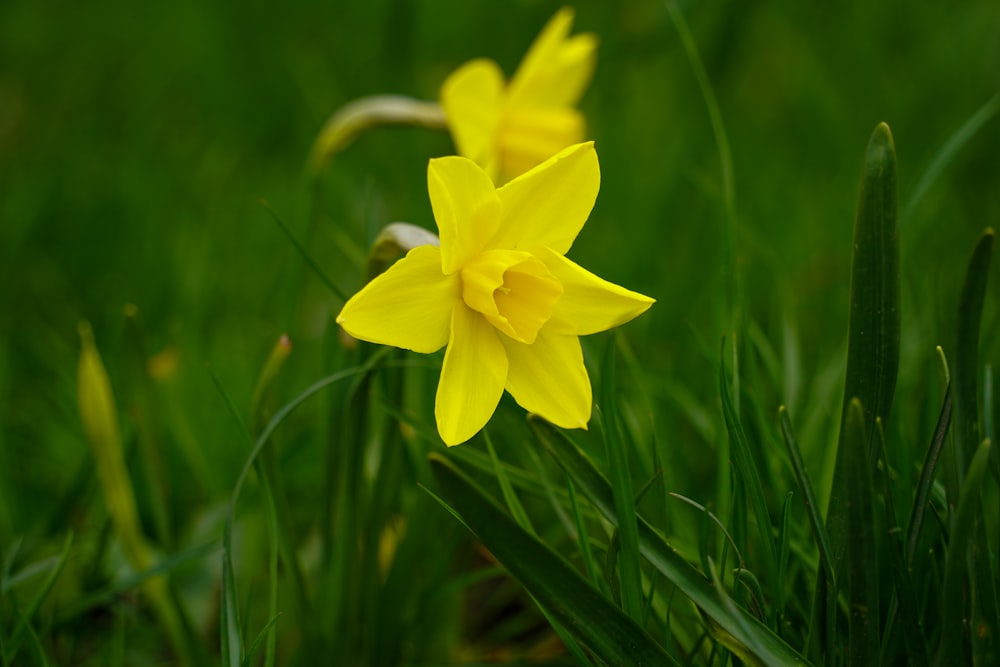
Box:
1 0 998 664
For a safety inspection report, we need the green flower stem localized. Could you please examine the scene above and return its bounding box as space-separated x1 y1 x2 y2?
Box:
310 95 447 173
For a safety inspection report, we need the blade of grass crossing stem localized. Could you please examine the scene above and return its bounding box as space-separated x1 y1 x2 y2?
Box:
779 408 836 588
566 477 601 589
429 454 678 667
843 399 880 664
529 417 810 665
779 406 837 663
827 122 900 609
600 342 644 621
720 342 778 625
485 431 533 533
258 199 347 303
952 229 994 489
6 532 72 665
208 367 279 667
903 92 1000 224
937 439 992 664
220 355 388 667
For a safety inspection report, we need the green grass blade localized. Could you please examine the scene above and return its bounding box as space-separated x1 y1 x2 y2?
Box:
937 439 992 664
6 532 72 665
779 408 836 589
529 417 810 665
258 198 348 303
874 420 931 666
906 384 952 564
56 539 219 623
903 92 1000 224
600 342 644 621
952 229 994 487
776 492 792 621
567 477 601 589
429 454 678 667
485 431 533 534
720 343 778 620
842 399 880 664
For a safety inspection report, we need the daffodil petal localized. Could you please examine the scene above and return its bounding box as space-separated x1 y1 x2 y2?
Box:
428 155 501 275
491 142 599 254
535 247 655 336
440 58 505 174
336 245 457 353
498 107 585 182
436 306 508 446
509 8 596 108
501 330 591 429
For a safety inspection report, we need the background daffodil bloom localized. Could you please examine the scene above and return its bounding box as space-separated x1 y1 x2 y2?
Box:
336 142 653 446
440 7 597 185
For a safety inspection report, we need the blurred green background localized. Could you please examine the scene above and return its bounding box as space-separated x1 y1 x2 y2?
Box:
1 0 998 662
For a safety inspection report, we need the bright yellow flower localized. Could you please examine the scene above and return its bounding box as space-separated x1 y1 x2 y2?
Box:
336 142 653 446
440 7 597 184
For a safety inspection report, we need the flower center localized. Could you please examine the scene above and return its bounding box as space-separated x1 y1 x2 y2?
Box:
461 249 563 344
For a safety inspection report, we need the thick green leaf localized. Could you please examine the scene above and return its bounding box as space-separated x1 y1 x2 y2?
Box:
952 229 994 487
429 454 677 667
843 122 901 452
843 399 880 665
824 124 900 650
529 417 811 666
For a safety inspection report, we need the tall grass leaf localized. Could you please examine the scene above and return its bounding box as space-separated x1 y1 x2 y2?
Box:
529 417 810 665
258 199 348 303
242 614 282 667
220 526 243 667
599 343 645 621
903 92 1000 224
793 402 835 666
429 454 678 667
843 399 880 665
776 492 792 621
720 342 778 621
566 478 601 589
952 229 994 487
937 439 992 664
220 354 388 667
825 124 900 627
79 321 190 662
778 408 835 589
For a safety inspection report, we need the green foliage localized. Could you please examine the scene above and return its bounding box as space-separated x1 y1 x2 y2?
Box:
2 0 999 665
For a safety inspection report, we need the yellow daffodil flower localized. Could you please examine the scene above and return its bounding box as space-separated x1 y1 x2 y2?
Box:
336 142 653 446
440 7 597 184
